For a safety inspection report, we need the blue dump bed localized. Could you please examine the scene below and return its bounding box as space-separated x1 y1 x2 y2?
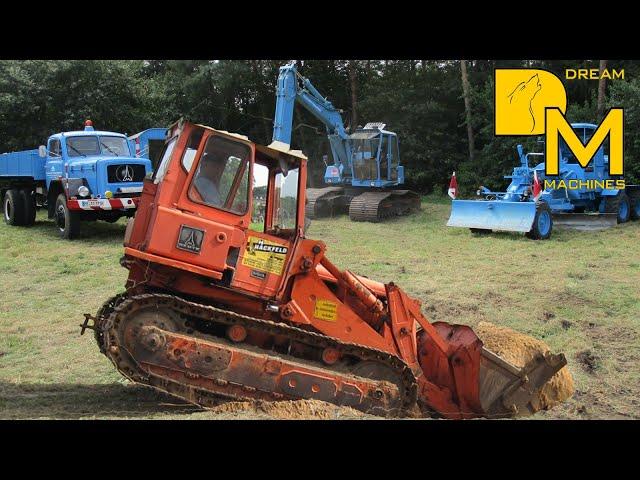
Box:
0 149 46 180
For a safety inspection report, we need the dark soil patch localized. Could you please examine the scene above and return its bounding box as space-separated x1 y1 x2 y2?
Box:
576 350 599 374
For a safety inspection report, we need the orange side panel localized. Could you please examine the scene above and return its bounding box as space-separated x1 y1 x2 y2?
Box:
145 205 245 275
231 231 293 298
124 247 223 280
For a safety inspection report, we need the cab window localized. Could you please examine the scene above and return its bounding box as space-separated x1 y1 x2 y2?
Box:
181 127 205 172
274 167 299 229
189 136 250 215
153 136 177 184
49 139 61 157
251 162 269 232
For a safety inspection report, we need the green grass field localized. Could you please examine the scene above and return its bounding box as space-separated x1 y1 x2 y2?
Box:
1 196 639 419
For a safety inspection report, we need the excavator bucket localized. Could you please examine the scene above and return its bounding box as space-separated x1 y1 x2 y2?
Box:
447 200 536 233
552 212 618 231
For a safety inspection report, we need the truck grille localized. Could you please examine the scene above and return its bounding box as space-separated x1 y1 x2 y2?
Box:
107 164 146 183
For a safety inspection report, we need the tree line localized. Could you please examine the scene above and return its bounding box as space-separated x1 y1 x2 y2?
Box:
1 60 638 194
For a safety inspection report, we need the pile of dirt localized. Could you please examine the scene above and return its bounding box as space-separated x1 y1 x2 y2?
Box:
208 399 370 420
475 321 575 411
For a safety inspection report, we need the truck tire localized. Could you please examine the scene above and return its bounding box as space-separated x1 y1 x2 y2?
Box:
19 189 36 226
55 193 81 239
526 202 553 240
4 189 26 226
628 190 640 220
604 191 630 224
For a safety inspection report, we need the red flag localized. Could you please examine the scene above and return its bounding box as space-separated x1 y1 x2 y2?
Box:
448 171 458 199
532 170 541 200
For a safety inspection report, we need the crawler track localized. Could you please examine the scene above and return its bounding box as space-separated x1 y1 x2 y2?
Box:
349 190 421 222
93 292 418 417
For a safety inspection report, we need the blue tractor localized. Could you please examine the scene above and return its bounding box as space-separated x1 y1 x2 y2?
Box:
447 123 640 239
271 62 420 222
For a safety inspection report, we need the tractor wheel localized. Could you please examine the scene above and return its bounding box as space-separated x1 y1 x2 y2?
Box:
19 189 36 226
3 189 26 226
628 190 640 221
55 193 81 239
604 191 630 224
526 202 553 240
469 228 492 235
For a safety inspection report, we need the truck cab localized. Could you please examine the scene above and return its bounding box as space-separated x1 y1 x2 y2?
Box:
1 120 152 239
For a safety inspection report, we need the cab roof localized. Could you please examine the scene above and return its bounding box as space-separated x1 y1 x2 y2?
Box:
571 123 597 130
192 122 308 161
50 130 128 139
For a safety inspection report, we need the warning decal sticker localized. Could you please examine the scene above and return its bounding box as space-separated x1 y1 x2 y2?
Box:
314 299 338 322
241 236 288 275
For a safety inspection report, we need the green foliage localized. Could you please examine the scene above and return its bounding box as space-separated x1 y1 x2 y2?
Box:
0 59 635 190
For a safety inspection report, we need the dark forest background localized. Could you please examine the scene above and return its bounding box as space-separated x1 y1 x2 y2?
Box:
1 60 638 194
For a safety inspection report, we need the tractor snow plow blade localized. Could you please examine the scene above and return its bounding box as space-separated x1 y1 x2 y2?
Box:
552 212 618 231
448 200 536 233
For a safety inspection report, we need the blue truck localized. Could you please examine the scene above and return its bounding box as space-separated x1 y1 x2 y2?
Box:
447 122 640 239
0 120 153 239
127 127 167 170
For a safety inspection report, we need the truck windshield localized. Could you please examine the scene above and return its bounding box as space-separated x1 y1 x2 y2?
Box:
66 136 130 157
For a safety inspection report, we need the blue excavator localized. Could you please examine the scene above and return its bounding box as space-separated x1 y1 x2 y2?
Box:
270 62 421 222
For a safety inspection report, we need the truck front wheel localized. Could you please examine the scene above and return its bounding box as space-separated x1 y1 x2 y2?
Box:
55 194 81 239
4 189 26 226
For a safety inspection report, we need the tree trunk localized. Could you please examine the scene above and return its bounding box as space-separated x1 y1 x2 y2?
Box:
597 59 608 121
348 61 358 131
460 60 475 163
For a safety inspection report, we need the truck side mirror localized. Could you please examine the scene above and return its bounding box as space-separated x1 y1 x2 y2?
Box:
38 145 47 158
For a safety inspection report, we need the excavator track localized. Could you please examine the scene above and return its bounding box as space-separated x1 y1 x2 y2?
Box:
349 190 421 222
93 292 418 417
305 187 349 219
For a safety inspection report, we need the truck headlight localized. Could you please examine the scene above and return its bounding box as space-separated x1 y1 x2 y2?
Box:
78 186 90 197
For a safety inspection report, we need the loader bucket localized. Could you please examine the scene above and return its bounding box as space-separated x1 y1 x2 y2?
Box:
447 200 536 233
552 213 618 231
417 322 571 418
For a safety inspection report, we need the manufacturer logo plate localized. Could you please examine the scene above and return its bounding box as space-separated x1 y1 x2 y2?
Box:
176 225 205 254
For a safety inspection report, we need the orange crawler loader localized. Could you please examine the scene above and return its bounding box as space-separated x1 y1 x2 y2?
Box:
83 120 567 418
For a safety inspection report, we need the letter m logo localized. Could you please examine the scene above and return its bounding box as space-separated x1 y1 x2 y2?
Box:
545 108 624 176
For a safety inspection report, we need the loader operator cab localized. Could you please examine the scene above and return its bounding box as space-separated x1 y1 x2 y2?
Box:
131 121 307 299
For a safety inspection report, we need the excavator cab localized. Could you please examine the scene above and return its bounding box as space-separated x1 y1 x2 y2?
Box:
349 123 404 188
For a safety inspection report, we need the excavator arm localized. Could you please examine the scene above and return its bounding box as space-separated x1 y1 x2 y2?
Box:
271 62 353 184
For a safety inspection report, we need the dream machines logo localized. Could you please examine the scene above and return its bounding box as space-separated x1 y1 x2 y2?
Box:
494 68 625 187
